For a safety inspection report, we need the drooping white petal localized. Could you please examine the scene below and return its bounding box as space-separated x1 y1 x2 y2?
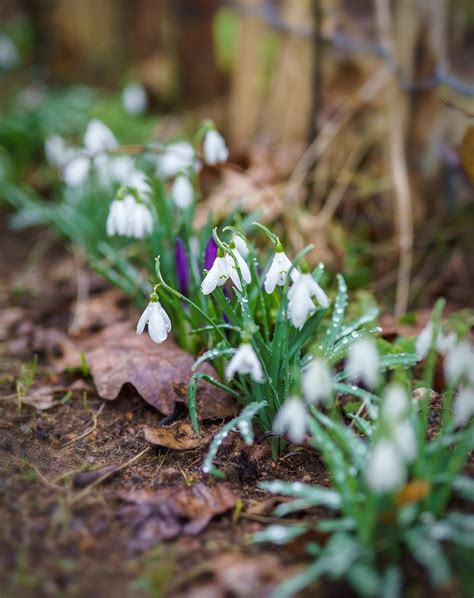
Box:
392 420 417 462
62 155 90 187
201 256 229 295
345 337 379 389
106 199 127 237
225 254 243 292
444 341 474 385
366 440 405 492
264 251 293 294
171 175 194 209
136 302 153 335
157 302 172 333
307 276 330 308
229 248 251 285
272 397 308 444
225 343 264 383
233 235 249 258
122 82 148 115
147 302 170 344
416 322 435 360
302 358 332 404
203 129 228 165
453 386 474 426
157 141 196 179
127 170 151 195
382 384 409 421
84 119 117 152
44 135 70 168
287 274 316 329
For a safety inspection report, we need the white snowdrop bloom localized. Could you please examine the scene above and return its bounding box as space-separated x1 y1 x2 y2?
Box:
157 141 197 179
201 255 230 295
136 299 171 344
84 119 117 153
225 343 264 383
272 397 309 444
287 273 329 329
0 35 19 70
203 129 228 165
453 386 474 426
227 246 251 287
302 357 332 404
128 199 154 239
392 420 417 462
264 249 293 294
62 155 90 187
44 135 71 168
366 440 405 493
382 384 409 421
106 194 153 239
444 341 474 385
233 234 249 258
345 337 379 389
416 322 435 360
106 198 128 236
122 82 148 115
171 175 194 209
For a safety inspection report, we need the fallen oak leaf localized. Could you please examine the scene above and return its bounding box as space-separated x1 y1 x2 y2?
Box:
86 325 234 416
22 385 71 410
143 422 214 451
118 482 238 551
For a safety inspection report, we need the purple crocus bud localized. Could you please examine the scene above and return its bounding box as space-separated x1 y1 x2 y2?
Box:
175 237 190 296
203 235 218 271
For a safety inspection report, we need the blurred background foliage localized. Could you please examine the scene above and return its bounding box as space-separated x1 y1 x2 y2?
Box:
0 0 473 315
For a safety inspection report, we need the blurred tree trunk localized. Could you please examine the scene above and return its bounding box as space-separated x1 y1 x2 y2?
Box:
168 0 223 105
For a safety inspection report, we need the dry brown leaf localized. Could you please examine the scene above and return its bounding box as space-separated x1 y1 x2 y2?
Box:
86 327 231 416
69 288 128 337
143 422 213 451
119 482 238 551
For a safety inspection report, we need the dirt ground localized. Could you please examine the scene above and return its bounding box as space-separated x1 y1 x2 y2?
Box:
0 217 470 598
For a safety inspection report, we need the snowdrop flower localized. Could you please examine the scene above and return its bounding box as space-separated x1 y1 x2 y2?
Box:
62 155 90 187
136 293 171 344
122 82 148 115
203 129 228 165
157 141 198 179
225 343 264 383
381 384 409 421
84 119 117 153
416 322 435 360
345 337 379 389
302 358 332 404
366 439 405 493
273 397 308 444
44 135 73 168
0 35 19 70
287 270 329 329
391 420 417 462
264 245 293 294
453 386 474 426
106 194 153 239
227 243 251 286
201 250 230 294
171 175 194 209
444 341 474 385
233 234 249 258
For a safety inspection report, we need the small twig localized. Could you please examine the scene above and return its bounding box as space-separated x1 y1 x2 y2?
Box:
61 402 106 448
71 446 152 504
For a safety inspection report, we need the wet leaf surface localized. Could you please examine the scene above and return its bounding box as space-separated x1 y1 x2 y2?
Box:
118 483 239 551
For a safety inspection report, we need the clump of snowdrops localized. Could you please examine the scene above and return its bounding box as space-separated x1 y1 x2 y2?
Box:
252 300 474 597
